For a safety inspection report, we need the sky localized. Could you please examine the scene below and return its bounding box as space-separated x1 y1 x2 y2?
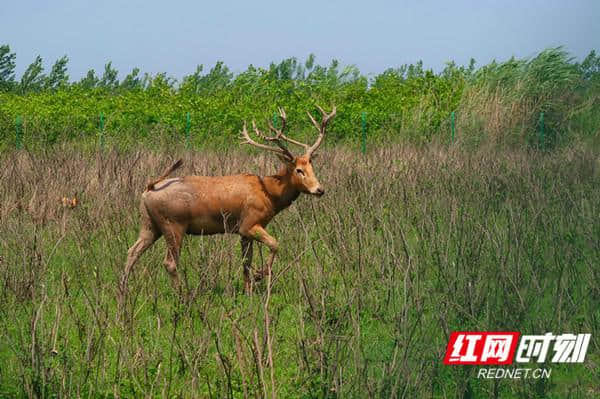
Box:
1 0 599 81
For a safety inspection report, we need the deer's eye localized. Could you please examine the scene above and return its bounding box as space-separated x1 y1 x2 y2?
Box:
296 168 305 176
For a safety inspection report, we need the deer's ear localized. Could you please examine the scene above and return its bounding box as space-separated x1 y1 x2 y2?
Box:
276 153 295 166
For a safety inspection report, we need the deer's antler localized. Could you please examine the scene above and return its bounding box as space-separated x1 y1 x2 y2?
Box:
306 105 336 158
240 119 295 160
241 105 336 160
267 108 311 151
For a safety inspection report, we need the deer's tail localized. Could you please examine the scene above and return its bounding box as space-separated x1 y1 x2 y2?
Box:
146 159 183 191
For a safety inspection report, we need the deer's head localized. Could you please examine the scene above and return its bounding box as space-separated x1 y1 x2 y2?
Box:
241 105 336 197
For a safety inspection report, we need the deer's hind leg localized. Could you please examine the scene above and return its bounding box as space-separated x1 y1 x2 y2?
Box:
120 208 162 297
162 223 185 292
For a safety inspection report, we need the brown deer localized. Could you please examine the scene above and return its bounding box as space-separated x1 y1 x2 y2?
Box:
120 105 336 295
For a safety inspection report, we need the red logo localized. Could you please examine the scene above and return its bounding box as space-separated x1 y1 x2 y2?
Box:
444 332 520 365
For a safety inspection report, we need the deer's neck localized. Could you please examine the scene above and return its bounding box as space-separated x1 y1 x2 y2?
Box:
263 169 300 214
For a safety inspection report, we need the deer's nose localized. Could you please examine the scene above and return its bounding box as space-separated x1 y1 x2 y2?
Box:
315 187 325 196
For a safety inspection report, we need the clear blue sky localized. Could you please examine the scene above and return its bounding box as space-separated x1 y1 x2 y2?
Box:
2 0 599 81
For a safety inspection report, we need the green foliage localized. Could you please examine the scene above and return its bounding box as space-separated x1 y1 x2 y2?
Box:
19 55 45 93
120 67 142 91
181 61 232 94
579 49 600 82
45 55 69 90
99 61 119 89
0 45 16 91
0 46 598 149
77 69 99 89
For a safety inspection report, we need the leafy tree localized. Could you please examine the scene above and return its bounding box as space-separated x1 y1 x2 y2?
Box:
45 55 69 89
269 58 299 81
338 64 361 83
305 53 315 72
20 55 45 93
78 69 99 89
121 67 142 91
180 65 204 94
99 61 119 89
326 59 340 83
467 58 476 77
305 58 352 87
145 72 176 91
230 64 262 93
0 46 594 148
407 60 424 79
579 50 600 82
180 62 232 94
0 44 16 91
200 61 232 92
141 72 152 89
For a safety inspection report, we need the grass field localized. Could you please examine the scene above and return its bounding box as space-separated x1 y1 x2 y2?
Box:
0 142 598 398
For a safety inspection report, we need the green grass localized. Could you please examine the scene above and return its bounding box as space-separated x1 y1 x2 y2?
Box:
0 143 598 398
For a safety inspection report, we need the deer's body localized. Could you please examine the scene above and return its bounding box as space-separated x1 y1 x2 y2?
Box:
143 170 300 236
120 106 335 295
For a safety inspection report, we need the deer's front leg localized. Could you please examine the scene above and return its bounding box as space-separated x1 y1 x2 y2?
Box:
245 225 278 280
241 237 254 294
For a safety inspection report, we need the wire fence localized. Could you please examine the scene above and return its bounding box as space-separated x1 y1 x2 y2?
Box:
11 110 549 152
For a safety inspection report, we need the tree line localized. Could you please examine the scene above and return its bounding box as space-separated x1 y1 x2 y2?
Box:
0 44 598 149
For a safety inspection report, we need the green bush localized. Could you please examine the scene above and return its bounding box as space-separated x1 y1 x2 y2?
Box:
0 47 598 149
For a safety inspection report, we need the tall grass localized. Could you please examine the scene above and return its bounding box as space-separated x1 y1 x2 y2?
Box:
1 142 598 397
457 48 594 147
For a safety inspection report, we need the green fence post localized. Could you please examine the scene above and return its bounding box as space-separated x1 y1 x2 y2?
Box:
99 112 105 148
185 112 191 149
451 111 455 143
538 112 545 149
15 116 23 150
361 112 367 154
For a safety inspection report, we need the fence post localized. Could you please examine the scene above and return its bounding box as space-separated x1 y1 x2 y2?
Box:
15 116 23 149
99 112 105 148
451 111 455 143
185 112 191 149
361 112 367 154
538 112 545 148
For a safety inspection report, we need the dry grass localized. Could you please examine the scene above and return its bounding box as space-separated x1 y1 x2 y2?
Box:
0 143 598 398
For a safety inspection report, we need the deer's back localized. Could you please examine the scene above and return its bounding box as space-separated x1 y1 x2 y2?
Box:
142 174 273 235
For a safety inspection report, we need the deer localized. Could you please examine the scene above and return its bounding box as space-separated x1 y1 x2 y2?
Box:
119 105 336 296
